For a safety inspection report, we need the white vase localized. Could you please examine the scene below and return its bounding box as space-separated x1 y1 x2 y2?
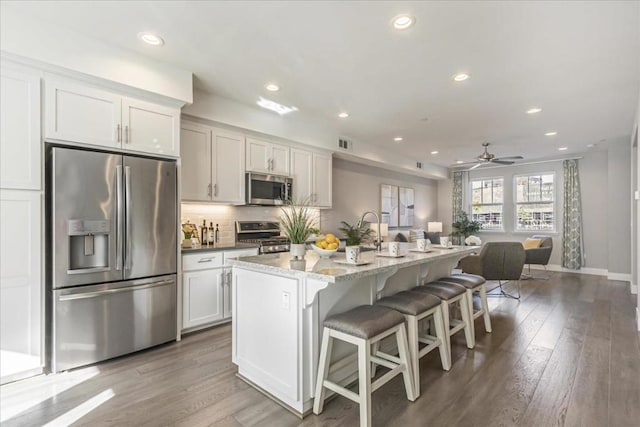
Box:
290 243 306 260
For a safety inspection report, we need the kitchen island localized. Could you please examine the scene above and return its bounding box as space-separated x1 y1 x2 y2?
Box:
228 245 477 416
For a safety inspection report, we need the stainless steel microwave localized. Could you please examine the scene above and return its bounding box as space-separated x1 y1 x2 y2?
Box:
246 172 292 205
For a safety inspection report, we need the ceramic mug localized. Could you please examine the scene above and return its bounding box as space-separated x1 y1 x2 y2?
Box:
416 238 428 251
345 246 361 264
440 236 450 247
389 242 400 256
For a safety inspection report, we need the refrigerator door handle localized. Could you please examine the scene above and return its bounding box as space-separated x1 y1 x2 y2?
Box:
115 165 123 270
57 279 175 301
125 166 132 271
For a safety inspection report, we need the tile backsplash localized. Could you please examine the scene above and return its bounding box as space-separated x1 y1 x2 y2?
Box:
181 204 320 245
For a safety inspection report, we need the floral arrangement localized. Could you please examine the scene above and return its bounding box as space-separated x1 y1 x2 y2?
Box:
464 235 482 246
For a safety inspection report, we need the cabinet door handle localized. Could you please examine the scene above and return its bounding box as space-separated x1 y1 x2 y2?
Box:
207 183 212 197
198 257 214 263
116 124 121 142
124 125 129 144
269 158 273 171
213 183 218 197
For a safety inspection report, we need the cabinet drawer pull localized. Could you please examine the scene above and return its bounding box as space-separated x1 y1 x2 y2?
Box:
198 258 214 263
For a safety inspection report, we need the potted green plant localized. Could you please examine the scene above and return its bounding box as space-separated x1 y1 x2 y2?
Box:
451 211 482 245
338 220 373 263
280 199 316 259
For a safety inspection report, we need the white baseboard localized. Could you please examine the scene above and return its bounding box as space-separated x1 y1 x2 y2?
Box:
631 283 638 295
608 272 632 282
529 264 632 283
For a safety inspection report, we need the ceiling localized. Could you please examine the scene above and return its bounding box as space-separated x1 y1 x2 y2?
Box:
4 1 640 168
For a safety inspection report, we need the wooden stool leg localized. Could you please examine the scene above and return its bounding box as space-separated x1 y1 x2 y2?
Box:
370 341 380 377
406 316 420 397
313 328 334 415
357 340 372 427
395 325 416 402
465 289 476 342
479 285 492 333
433 306 451 370
459 296 475 349
441 301 452 360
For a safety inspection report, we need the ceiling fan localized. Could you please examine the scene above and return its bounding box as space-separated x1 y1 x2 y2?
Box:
452 142 523 170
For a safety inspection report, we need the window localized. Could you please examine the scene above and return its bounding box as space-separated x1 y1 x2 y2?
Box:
515 173 555 231
470 178 504 230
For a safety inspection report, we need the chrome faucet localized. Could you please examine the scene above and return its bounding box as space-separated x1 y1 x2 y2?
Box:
357 210 382 252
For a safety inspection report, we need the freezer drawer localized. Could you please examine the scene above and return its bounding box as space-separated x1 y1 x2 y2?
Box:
51 275 176 372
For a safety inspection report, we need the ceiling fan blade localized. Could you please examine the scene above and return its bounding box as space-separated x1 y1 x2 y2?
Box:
450 161 482 167
468 163 484 170
494 156 523 161
490 159 515 165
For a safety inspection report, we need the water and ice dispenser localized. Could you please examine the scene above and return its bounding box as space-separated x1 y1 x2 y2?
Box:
67 220 110 272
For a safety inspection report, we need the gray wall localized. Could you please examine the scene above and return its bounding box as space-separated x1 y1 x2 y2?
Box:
439 148 631 273
320 158 439 238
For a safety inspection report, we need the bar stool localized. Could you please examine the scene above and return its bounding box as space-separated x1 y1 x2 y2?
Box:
439 274 492 336
411 281 475 351
313 305 416 427
376 290 449 397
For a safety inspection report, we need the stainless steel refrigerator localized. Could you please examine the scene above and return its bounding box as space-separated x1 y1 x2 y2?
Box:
47 145 177 372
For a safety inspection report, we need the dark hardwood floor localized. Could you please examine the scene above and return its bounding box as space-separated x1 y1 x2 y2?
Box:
2 272 639 426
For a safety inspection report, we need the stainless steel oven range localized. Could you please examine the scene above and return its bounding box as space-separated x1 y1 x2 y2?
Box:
235 221 290 254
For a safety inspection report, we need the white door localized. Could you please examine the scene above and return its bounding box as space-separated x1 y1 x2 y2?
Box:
270 143 290 176
1 66 41 190
212 128 245 204
313 153 332 208
180 122 212 202
45 78 121 149
122 97 180 157
246 138 270 173
290 148 313 202
182 269 223 329
0 190 42 383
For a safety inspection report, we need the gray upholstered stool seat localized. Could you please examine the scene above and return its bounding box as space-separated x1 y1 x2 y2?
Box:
439 274 486 289
375 290 450 397
324 305 405 339
411 281 475 350
411 281 466 300
438 274 492 336
376 291 441 316
314 305 416 426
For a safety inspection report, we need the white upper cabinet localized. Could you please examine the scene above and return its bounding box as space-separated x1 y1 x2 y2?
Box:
290 148 313 202
45 77 179 157
45 78 121 149
212 128 245 204
1 66 41 190
180 122 212 201
122 97 180 157
312 152 332 208
246 137 290 175
180 121 245 204
290 148 332 208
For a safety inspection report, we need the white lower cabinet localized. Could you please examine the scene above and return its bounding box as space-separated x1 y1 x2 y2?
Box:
182 268 224 329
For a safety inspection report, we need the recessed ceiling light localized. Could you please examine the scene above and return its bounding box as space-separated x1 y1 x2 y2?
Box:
392 14 415 30
526 107 542 114
587 144 595 148
558 147 568 151
456 160 464 164
256 97 298 115
544 131 558 136
137 32 164 46
394 137 403 142
265 83 280 92
431 151 439 155
453 73 470 82
338 112 349 118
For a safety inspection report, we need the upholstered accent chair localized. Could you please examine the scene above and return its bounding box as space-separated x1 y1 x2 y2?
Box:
522 235 553 279
457 242 526 299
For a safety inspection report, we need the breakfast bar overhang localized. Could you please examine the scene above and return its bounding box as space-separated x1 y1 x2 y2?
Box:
228 246 477 416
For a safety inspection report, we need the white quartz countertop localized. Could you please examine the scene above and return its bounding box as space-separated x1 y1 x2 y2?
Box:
227 245 479 282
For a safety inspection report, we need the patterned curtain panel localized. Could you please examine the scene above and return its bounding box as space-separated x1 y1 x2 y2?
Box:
562 159 583 269
452 171 464 223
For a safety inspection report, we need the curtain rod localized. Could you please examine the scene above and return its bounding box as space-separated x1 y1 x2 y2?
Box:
457 156 584 172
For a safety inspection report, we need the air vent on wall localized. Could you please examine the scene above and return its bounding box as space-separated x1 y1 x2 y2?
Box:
416 161 423 169
337 138 353 151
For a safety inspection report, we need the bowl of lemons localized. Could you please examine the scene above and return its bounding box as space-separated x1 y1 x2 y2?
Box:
311 233 340 258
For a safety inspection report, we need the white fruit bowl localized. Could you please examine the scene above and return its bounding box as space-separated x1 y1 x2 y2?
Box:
311 244 338 258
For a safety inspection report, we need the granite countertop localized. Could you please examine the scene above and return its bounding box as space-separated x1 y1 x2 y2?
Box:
181 242 260 253
227 245 478 283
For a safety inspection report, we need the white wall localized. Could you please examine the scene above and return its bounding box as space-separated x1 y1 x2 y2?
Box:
0 5 193 103
440 148 630 274
320 158 439 239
